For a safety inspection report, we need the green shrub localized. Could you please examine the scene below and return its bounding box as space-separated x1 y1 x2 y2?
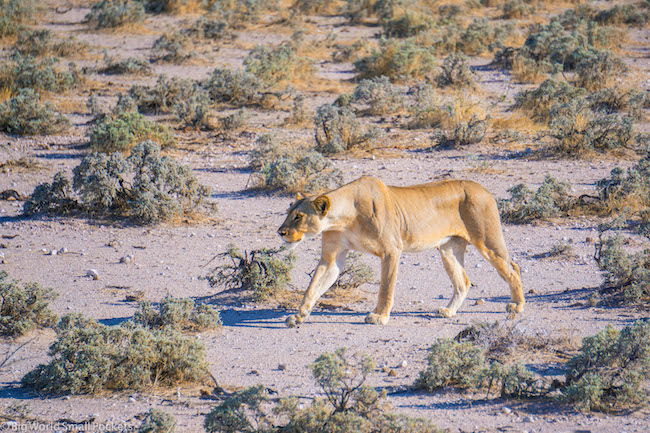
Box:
499 175 575 224
219 108 248 131
0 0 36 37
206 0 271 25
564 321 650 411
438 115 486 148
414 339 485 391
249 135 343 194
85 0 145 29
13 29 86 58
405 83 446 129
243 43 312 87
22 314 209 395
186 16 231 40
203 67 265 107
0 88 70 136
172 89 214 129
354 38 437 81
575 51 629 91
512 78 586 123
314 103 379 154
352 76 405 115
25 141 209 224
501 0 533 19
151 30 194 63
587 87 649 120
549 100 635 155
594 4 649 28
436 52 475 88
23 172 77 216
204 349 441 433
134 297 221 332
130 75 199 113
205 243 294 302
0 271 57 337
89 107 176 153
138 409 176 433
381 11 434 38
100 56 152 75
459 18 512 56
0 56 82 93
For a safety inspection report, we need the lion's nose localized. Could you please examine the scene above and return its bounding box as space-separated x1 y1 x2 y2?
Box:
278 228 287 237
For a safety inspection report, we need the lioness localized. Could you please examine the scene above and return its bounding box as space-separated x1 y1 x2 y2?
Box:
278 176 524 327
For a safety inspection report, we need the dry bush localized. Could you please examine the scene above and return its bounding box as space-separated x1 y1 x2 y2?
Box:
138 409 176 433
354 38 437 81
0 56 83 94
204 243 295 302
13 29 88 58
513 78 586 123
352 76 406 116
243 42 314 89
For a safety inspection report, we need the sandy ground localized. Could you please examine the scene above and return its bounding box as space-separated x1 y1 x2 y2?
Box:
0 1 649 432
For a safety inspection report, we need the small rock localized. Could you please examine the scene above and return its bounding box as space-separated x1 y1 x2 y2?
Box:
399 360 408 368
87 269 100 280
474 298 484 306
522 416 535 423
278 364 287 371
388 369 397 377
128 396 136 403
120 254 134 264
60 247 68 254
502 407 512 415
585 236 595 244
528 289 537 294
48 249 58 256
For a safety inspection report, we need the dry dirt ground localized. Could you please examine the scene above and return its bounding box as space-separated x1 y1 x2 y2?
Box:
0 1 650 432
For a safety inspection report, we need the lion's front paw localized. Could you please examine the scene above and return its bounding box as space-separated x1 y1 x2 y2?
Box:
437 307 453 318
285 314 306 328
365 313 389 325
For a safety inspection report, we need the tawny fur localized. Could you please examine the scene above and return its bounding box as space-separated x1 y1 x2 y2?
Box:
278 176 525 327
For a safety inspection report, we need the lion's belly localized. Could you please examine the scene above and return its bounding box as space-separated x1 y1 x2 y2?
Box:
402 235 452 253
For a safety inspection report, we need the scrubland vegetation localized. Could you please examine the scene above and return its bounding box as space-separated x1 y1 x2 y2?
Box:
1 0 650 430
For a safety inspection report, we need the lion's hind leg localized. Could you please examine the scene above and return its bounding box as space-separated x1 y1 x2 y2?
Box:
472 240 525 319
437 237 471 318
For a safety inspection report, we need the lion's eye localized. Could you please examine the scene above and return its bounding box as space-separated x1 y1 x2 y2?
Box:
294 214 303 222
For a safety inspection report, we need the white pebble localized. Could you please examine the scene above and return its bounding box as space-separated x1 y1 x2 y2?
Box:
87 269 100 280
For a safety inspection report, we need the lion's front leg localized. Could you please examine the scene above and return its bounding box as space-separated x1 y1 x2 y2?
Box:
365 251 400 325
286 236 347 327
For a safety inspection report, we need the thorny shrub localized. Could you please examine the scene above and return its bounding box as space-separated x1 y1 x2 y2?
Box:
21 314 209 395
100 56 153 75
249 135 344 194
205 243 295 302
134 297 221 332
129 75 199 113
204 348 440 433
334 252 374 291
151 30 194 63
203 67 265 107
513 78 586 123
0 88 70 136
0 271 58 337
13 29 86 58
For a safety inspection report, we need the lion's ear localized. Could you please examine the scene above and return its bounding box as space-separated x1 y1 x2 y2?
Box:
312 195 331 217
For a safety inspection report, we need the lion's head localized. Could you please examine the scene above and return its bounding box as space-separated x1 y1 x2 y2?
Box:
277 194 331 248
